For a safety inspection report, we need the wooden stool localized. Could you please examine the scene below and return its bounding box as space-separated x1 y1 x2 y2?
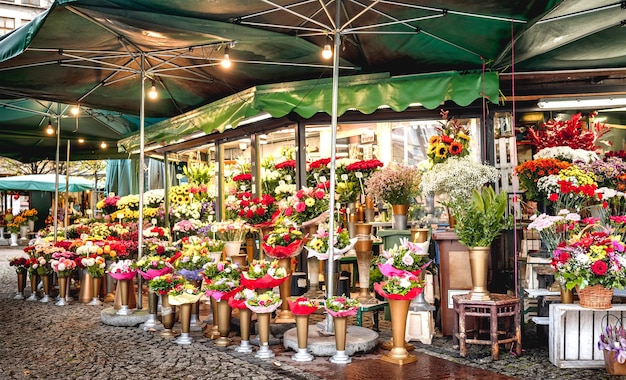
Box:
452 294 522 360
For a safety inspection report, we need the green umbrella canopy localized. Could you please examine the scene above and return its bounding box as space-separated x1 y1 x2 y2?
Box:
0 174 93 192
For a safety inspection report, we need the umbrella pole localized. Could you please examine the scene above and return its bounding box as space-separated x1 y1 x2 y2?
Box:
324 0 342 334
136 55 147 310
53 110 60 243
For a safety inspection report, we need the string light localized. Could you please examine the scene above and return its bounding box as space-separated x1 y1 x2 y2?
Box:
148 79 158 100
221 47 231 68
45 119 54 135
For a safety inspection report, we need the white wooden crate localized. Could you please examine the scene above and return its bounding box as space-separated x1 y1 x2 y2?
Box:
549 303 626 368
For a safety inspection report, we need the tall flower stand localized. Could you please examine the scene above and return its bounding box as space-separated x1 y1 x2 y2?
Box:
214 299 233 347
55 276 70 306
88 276 103 306
160 294 176 338
10 232 18 247
26 272 38 301
190 280 203 331
175 302 193 345
288 298 319 362
78 270 94 303
275 257 295 323
330 316 351 364
255 312 274 359
13 270 27 300
141 289 162 330
304 257 323 298
39 274 51 303
205 296 220 339
355 234 374 303
229 298 253 353
19 225 29 242
116 279 133 315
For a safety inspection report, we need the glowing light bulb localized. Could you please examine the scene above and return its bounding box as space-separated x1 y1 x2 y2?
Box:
71 106 79 116
322 43 332 60
100 141 107 149
148 80 158 100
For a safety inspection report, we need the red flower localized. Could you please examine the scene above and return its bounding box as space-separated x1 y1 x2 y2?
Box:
591 260 608 276
549 193 559 202
449 141 463 155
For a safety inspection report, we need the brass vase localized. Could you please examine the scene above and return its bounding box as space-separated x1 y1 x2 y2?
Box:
205 296 220 339
114 278 137 309
26 272 38 301
468 247 491 301
55 276 68 306
214 299 232 347
78 270 93 303
190 280 202 331
275 257 295 323
88 276 103 306
329 316 351 364
14 270 27 300
560 286 574 304
141 289 161 330
292 314 314 361
234 308 253 353
116 279 132 315
381 298 418 365
304 257 322 298
356 250 373 302
391 204 409 230
160 294 176 338
175 303 193 345
39 274 51 303
355 222 372 237
411 228 429 243
255 312 275 359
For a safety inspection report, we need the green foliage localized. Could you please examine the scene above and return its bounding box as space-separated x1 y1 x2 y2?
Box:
454 186 512 248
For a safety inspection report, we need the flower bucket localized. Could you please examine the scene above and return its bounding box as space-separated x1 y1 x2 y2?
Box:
577 285 613 309
604 350 626 375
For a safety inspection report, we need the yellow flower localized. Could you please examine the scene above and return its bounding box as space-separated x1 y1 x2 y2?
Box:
305 197 315 207
429 135 441 145
457 131 470 141
435 143 448 159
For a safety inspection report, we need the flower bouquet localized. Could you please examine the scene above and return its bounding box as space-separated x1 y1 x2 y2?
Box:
305 223 356 261
515 158 572 201
552 223 626 292
202 261 240 285
175 251 214 281
282 186 329 225
537 165 599 212
148 273 185 295
228 288 256 310
51 256 77 278
134 254 173 280
378 237 431 278
288 296 319 315
306 158 331 187
244 290 282 314
81 256 107 278
168 281 204 305
427 109 471 164
374 274 423 300
205 276 243 301
21 208 38 222
9 256 29 273
323 295 360 318
107 259 137 281
527 210 581 253
241 259 288 289
261 218 305 259
233 191 278 228
214 220 249 242
598 317 626 373
365 162 421 206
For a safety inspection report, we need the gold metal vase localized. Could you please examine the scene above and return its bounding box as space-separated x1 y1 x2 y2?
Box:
468 247 491 301
381 298 418 365
115 279 132 315
234 308 253 353
175 303 193 345
26 272 38 301
275 257 295 323
205 296 220 339
14 270 26 299
329 316 352 364
160 294 176 338
39 274 51 303
560 285 574 304
292 314 314 361
356 250 373 302
254 312 275 359
55 276 68 306
88 276 103 305
214 299 232 347
78 270 93 303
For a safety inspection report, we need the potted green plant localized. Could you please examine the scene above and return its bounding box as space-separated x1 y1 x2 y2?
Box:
453 186 511 301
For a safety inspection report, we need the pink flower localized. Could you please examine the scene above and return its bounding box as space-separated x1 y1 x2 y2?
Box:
294 202 306 213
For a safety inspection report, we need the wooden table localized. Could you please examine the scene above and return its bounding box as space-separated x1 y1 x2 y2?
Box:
452 293 522 360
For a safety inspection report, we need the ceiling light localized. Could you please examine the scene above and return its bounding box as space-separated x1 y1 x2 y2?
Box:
71 105 79 116
221 47 231 68
45 119 54 135
537 96 626 109
322 42 333 60
77 138 85 143
148 80 158 100
100 141 107 149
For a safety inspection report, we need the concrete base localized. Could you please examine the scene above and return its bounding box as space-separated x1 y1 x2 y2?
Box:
283 325 378 356
101 307 150 327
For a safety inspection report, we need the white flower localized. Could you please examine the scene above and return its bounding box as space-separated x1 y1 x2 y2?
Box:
535 146 599 163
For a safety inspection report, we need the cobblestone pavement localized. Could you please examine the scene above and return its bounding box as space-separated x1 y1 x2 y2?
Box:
0 246 616 379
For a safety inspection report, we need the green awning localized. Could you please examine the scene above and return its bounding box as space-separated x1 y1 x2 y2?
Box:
0 174 93 192
118 71 499 153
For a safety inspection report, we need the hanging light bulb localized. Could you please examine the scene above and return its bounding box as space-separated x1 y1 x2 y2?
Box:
45 119 54 135
221 47 231 68
71 105 79 116
148 79 158 100
322 41 333 60
100 141 107 149
77 137 85 144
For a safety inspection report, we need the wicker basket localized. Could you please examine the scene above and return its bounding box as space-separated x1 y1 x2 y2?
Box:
577 285 614 309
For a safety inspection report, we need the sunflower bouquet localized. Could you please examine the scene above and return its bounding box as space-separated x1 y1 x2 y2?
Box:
426 109 471 164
